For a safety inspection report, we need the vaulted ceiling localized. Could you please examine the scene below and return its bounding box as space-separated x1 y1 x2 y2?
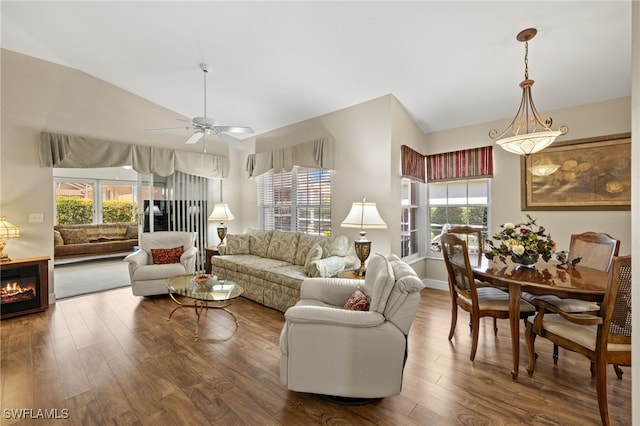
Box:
1 1 632 143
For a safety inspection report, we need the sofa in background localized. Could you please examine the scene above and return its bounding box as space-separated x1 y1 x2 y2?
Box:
54 222 138 260
211 229 360 312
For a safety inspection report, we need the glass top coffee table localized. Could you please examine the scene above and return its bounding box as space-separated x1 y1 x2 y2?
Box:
166 274 244 341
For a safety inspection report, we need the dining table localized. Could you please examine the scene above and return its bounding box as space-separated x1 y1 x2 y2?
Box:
472 256 609 380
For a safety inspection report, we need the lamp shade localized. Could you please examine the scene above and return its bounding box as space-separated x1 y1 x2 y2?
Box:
341 200 387 230
208 203 235 222
0 216 20 238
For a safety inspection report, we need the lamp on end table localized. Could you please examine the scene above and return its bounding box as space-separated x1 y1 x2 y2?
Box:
208 203 235 246
341 197 387 277
0 216 20 263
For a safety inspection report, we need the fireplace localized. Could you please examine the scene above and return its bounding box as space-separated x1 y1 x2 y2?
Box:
1 257 49 319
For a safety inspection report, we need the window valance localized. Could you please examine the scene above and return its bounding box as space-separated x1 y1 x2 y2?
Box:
426 146 493 182
39 132 229 178
245 137 335 178
401 145 426 183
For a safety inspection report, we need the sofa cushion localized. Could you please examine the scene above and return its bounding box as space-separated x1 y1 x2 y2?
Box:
124 225 138 240
294 233 327 266
363 254 395 313
303 243 323 275
151 246 184 264
59 228 89 244
266 231 299 263
226 234 250 254
247 229 273 257
344 290 370 311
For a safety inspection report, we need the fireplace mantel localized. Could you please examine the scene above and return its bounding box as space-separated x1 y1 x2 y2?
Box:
1 256 50 319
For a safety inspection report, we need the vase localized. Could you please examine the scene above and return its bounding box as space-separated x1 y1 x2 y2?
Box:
512 253 539 268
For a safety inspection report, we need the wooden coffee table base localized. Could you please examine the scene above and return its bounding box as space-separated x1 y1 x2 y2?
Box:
167 294 240 341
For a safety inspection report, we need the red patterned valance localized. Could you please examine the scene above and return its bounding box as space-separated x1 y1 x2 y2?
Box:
401 145 425 183
427 146 493 182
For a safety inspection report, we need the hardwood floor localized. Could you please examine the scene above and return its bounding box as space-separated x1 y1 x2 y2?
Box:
1 287 631 425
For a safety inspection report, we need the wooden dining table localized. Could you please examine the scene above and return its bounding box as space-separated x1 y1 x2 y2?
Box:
472 256 609 380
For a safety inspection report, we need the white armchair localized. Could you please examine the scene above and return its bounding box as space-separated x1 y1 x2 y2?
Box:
279 253 424 399
124 231 197 296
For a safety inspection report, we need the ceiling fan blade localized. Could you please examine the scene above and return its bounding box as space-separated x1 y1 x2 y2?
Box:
185 131 204 144
217 132 246 150
216 126 254 134
176 118 193 123
145 126 191 132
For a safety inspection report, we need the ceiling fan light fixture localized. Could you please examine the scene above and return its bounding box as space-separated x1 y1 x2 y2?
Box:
489 28 568 156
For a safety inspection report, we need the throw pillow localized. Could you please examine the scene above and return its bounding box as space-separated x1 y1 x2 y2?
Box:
53 230 64 246
303 243 323 275
344 290 370 311
58 228 89 245
226 234 250 254
151 246 184 264
124 225 138 240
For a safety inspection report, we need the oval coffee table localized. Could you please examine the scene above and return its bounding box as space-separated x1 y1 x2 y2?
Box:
166 274 244 341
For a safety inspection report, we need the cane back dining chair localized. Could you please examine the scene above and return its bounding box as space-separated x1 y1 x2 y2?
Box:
525 255 631 426
529 232 620 367
441 233 536 361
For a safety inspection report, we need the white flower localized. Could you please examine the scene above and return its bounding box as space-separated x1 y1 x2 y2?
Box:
511 245 525 256
504 222 515 229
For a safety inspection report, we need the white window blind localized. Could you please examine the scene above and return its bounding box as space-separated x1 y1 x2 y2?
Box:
258 167 331 234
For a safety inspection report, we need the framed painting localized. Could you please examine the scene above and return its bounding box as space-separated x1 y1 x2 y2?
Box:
521 133 631 211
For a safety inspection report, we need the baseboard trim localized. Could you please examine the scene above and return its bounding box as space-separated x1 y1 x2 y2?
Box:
422 278 448 291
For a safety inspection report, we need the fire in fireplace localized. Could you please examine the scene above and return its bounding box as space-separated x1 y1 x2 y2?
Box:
0 263 43 318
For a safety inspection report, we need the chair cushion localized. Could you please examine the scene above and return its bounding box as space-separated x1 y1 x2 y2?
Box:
151 246 184 264
133 263 187 281
458 287 536 312
531 294 600 313
226 234 250 255
363 254 395 313
344 290 370 311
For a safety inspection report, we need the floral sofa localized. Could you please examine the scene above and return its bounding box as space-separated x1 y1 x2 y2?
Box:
54 222 138 260
211 229 360 312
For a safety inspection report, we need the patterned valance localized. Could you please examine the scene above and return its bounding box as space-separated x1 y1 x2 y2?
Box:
427 146 493 182
401 145 425 183
246 136 334 178
39 132 229 178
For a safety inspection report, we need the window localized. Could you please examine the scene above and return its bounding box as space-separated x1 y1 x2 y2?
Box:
258 167 331 235
401 178 424 258
428 178 490 257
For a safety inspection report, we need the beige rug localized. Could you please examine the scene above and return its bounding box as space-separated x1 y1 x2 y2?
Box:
54 257 131 299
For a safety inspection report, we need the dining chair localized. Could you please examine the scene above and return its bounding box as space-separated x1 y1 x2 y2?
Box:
447 225 484 267
528 232 620 366
525 255 631 426
441 233 536 361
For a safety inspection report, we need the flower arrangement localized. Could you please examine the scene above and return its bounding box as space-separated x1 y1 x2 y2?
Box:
485 215 557 266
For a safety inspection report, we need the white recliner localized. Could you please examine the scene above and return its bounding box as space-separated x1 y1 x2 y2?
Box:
279 253 424 399
124 231 197 296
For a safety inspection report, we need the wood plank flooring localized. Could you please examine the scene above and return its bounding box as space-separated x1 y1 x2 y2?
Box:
0 287 631 425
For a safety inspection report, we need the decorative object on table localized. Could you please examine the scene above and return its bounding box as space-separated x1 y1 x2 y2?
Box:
341 197 387 277
208 203 235 246
521 133 631 211
485 214 556 268
0 216 20 263
489 28 568 155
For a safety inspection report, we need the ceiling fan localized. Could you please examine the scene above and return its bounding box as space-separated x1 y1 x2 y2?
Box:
147 63 253 150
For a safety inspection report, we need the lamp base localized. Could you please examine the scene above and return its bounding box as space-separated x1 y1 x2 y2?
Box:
217 225 228 246
354 240 371 278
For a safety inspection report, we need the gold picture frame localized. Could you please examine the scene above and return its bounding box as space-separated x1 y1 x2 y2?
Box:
521 133 631 211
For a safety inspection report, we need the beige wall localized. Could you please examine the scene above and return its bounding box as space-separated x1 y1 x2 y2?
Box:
0 50 230 298
423 97 632 284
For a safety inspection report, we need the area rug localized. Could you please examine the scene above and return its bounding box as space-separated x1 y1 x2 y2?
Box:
54 257 131 299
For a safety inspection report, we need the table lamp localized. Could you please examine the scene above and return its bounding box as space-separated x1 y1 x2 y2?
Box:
0 216 20 263
341 197 387 276
208 203 235 246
